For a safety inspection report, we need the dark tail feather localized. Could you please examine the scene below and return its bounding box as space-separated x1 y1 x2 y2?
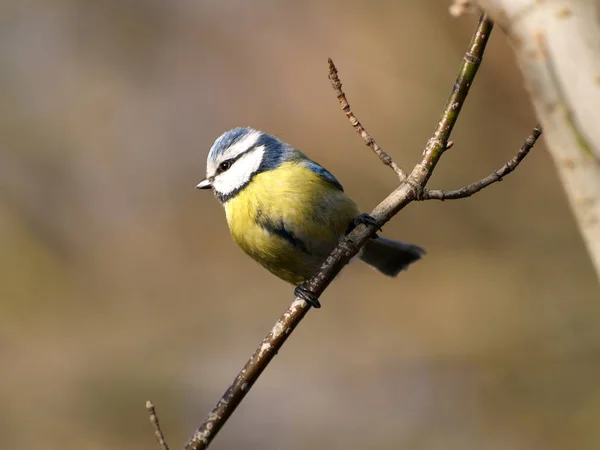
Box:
359 237 425 277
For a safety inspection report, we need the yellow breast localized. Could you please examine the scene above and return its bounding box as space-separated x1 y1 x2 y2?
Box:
224 162 359 284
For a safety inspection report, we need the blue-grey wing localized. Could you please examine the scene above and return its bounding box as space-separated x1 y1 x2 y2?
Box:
301 160 344 191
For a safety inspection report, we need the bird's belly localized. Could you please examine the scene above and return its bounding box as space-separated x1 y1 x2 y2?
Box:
223 174 359 284
228 217 321 284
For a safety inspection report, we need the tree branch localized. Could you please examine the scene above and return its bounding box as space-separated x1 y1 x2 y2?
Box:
422 124 542 200
180 14 495 450
471 0 600 280
327 58 408 180
146 400 170 450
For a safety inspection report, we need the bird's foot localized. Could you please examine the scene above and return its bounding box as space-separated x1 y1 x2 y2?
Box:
294 283 321 309
346 213 382 235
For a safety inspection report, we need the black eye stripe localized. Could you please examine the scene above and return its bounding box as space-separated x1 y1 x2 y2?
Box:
216 146 257 174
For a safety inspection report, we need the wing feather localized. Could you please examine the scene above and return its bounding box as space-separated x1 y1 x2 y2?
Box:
301 160 344 191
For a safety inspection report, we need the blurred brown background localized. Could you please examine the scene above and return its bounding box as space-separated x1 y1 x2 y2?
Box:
1 1 600 449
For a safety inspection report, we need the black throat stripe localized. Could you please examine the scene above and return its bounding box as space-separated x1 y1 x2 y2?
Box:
214 179 251 203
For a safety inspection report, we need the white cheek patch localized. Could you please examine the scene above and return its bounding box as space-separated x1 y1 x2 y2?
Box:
213 146 265 195
221 130 262 161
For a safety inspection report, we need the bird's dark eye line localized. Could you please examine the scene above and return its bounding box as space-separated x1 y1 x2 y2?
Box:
216 147 255 175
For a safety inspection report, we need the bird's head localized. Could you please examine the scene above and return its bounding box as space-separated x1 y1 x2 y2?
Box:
197 128 294 203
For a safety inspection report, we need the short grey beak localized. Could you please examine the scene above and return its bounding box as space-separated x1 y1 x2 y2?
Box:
196 178 212 189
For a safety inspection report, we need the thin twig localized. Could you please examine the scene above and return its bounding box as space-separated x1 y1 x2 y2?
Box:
183 14 494 450
328 58 408 181
146 400 170 450
422 124 542 200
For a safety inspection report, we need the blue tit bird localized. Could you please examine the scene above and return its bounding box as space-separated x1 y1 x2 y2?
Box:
197 127 424 308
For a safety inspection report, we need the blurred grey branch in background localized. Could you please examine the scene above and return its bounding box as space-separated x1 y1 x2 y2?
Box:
471 0 600 280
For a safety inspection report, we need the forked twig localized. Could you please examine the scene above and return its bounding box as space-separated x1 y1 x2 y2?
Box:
422 124 542 200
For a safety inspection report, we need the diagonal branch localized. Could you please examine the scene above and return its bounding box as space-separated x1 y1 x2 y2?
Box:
181 14 494 450
328 58 408 180
146 400 170 450
422 124 542 200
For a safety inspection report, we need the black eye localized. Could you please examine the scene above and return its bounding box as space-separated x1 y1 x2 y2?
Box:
219 160 232 172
